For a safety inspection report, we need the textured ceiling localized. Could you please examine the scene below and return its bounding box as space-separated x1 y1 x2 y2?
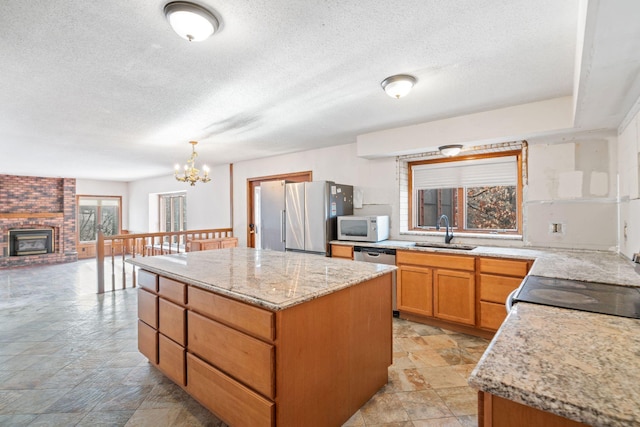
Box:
0 0 638 181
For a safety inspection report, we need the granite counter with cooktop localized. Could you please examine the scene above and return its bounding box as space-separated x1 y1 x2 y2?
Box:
333 240 640 426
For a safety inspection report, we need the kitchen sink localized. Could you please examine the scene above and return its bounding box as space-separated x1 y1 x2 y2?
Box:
414 242 477 251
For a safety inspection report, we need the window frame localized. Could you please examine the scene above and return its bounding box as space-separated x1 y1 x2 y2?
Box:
408 150 523 235
76 195 123 243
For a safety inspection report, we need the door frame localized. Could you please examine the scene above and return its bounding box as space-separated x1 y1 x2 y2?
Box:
246 171 312 248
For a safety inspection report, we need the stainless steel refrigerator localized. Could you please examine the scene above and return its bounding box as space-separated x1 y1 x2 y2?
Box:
260 180 353 256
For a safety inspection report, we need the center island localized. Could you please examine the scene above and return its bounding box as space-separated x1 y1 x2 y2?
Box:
127 247 396 427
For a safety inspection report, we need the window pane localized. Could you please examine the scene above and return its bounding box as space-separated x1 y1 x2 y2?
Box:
101 206 119 236
182 197 187 231
172 197 181 232
79 206 97 242
465 186 517 230
417 189 456 227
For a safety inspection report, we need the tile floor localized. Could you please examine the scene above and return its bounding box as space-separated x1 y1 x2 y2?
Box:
0 259 489 426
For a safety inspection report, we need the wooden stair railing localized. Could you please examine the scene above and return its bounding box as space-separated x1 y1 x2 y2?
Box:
96 228 233 294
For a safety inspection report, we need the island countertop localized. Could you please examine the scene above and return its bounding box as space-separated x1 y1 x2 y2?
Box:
127 247 395 311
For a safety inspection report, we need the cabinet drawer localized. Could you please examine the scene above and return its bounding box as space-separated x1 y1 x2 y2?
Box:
331 244 353 259
480 274 522 304
189 286 274 342
138 270 158 292
479 257 529 277
137 320 158 364
397 250 475 271
479 301 508 331
158 334 186 386
158 277 187 305
188 311 275 399
138 289 158 329
187 353 274 427
159 298 186 346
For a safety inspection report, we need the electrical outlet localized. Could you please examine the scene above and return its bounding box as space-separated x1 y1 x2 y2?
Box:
550 223 563 234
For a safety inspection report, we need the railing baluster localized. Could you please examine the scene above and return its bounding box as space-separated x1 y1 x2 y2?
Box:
96 228 232 294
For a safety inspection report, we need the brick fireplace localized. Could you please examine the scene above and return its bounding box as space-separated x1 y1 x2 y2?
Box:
0 175 77 268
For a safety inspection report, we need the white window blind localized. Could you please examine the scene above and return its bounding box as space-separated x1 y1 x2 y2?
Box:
412 156 517 189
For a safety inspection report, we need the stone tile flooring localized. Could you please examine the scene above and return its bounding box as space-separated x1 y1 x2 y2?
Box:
0 260 489 426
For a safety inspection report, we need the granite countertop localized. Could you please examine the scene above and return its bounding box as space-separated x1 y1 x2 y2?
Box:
332 240 640 287
468 303 640 426
126 247 395 311
334 239 640 425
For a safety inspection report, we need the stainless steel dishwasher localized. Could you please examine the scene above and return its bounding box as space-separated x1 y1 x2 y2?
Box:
353 246 398 317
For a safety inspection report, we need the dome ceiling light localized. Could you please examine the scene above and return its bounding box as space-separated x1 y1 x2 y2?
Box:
164 1 220 42
439 144 463 157
381 74 417 99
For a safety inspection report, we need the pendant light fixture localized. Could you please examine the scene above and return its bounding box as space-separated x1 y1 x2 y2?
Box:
174 141 211 185
381 74 417 99
164 1 220 42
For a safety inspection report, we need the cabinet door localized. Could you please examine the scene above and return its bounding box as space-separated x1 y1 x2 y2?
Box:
397 265 433 317
433 269 475 326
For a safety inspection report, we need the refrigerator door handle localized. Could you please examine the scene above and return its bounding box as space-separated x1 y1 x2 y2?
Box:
281 210 286 242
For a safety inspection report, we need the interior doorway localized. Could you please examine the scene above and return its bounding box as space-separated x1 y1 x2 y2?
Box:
246 171 312 248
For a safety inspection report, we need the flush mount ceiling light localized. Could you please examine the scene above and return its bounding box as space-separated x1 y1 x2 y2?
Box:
439 144 463 157
164 1 219 42
381 74 417 99
174 141 211 185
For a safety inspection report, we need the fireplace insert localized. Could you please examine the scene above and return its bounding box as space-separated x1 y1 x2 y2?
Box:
9 228 54 256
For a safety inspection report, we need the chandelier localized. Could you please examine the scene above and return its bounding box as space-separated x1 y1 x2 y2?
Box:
174 141 211 186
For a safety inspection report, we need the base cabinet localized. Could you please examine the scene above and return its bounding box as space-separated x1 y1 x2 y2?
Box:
434 269 475 325
478 258 530 331
397 250 475 329
397 265 433 316
137 269 393 427
479 392 588 427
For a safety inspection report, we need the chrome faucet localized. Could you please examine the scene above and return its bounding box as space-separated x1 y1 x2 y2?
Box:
436 214 454 244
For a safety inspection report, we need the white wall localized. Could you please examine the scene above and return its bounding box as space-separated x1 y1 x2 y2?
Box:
76 179 130 230
229 136 623 251
524 136 618 250
357 97 574 158
128 165 231 233
232 144 396 247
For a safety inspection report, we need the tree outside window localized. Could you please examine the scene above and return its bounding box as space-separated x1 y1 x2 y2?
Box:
411 152 522 234
78 197 121 242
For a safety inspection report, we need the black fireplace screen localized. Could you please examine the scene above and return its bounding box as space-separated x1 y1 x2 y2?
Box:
9 229 54 256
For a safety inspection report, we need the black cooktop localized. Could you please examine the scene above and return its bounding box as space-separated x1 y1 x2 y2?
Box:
513 275 640 319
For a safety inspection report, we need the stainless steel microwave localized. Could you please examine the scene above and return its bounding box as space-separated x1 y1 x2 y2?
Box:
337 215 389 242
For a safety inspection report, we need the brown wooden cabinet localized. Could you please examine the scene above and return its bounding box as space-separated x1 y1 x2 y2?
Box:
479 392 588 427
396 250 532 337
137 269 393 427
397 264 433 316
434 268 475 325
331 244 354 260
478 257 530 331
397 250 475 328
187 237 238 252
136 270 188 387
